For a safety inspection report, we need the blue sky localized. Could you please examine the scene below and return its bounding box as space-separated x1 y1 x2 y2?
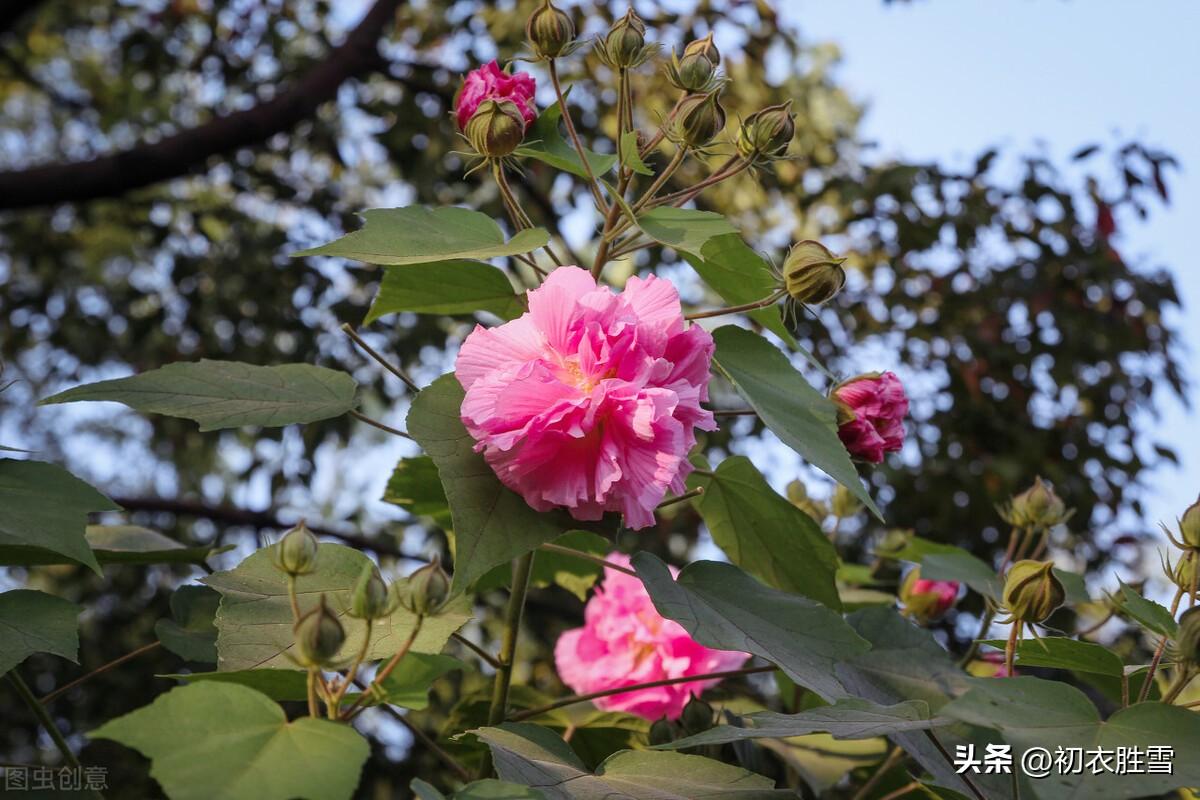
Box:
782 0 1200 531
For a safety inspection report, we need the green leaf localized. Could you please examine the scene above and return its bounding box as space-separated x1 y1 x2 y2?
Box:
978 637 1124 677
942 677 1200 799
383 455 452 528
661 699 942 749
476 530 610 601
474 722 791 799
618 131 653 176
413 779 547 800
162 668 308 700
294 206 549 265
366 260 525 323
0 524 227 567
690 456 840 608
631 553 868 701
155 585 220 663
41 361 358 432
515 102 617 179
370 653 464 709
0 459 117 573
920 550 1002 602
711 326 881 519
633 207 738 258
0 589 81 677
683 234 794 345
92 682 369 800
201 542 470 671
407 375 567 593
1111 579 1178 637
876 534 962 562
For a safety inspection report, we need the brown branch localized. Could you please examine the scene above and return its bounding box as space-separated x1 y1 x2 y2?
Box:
0 0 403 210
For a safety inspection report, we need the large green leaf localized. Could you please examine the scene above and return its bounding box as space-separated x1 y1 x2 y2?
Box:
155 585 220 663
634 207 737 258
515 102 617 179
631 553 868 701
661 698 943 749
91 682 369 800
0 525 227 567
41 361 358 431
475 530 610 602
366 260 525 323
683 234 794 344
1111 580 1177 638
412 778 547 799
0 459 117 573
293 206 549 265
383 455 452 528
0 589 81 677
201 543 470 671
690 456 839 608
920 550 1002 602
979 637 1124 677
711 326 881 518
942 677 1200 799
407 375 566 593
474 722 791 799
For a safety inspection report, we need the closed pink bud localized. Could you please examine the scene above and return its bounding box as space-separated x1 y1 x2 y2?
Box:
831 371 909 463
899 568 960 622
454 61 537 132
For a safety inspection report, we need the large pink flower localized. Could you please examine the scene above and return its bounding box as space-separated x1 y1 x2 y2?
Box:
455 266 717 529
554 554 749 721
832 371 909 464
454 61 537 131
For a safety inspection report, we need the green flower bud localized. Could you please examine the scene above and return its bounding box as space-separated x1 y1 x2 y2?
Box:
1179 497 1200 549
404 556 452 616
349 562 393 620
1173 607 1200 670
1002 560 1065 624
669 33 720 92
830 483 862 520
1002 477 1069 529
680 697 714 735
737 101 796 161
785 479 825 521
466 99 527 158
675 92 725 149
782 240 847 306
526 0 574 59
294 594 345 667
648 717 676 746
275 520 319 576
603 9 646 68
1168 549 1200 592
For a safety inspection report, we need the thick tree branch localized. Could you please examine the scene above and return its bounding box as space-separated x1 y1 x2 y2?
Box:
0 0 402 210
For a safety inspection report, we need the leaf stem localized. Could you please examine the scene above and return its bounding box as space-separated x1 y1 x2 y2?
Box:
349 409 412 439
711 409 757 417
342 617 423 721
357 677 472 781
957 606 996 668
306 668 320 717
547 60 607 213
451 632 502 670
41 641 161 705
639 92 686 159
538 543 637 577
655 486 704 509
508 664 775 722
649 155 748 209
851 745 906 800
340 323 419 392
328 619 372 716
8 671 83 770
287 574 303 622
685 289 787 321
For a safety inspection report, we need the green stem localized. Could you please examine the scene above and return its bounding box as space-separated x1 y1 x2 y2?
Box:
538 543 638 577
328 619 372 716
957 606 996 668
342 618 423 721
350 409 411 439
287 574 303 622
649 155 747 209
547 60 607 213
488 552 535 725
9 671 82 769
685 289 786 321
306 668 320 717
1163 667 1195 705
1138 585 1185 703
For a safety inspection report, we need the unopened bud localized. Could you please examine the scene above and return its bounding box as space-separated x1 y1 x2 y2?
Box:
275 521 319 576
680 697 714 735
1173 607 1200 670
831 483 862 520
1179 497 1200 549
526 0 574 59
404 557 451 616
737 101 796 161
350 562 393 620
1002 560 1065 624
466 99 527 158
602 9 646 69
669 33 721 93
785 479 825 521
675 92 725 149
1168 549 1200 593
899 568 960 623
782 240 846 306
648 717 676 746
294 594 345 667
1002 477 1069 530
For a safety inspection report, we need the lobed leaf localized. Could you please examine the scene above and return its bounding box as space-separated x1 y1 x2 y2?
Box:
365 259 525 323
0 589 81 677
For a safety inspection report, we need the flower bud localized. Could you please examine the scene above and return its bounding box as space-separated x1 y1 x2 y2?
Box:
736 101 796 161
275 520 319 576
669 33 721 93
899 568 960 623
349 562 393 620
1002 560 1065 624
602 9 646 69
783 240 846 307
404 556 452 616
526 0 574 59
1167 549 1200 594
675 92 725 149
830 483 862 520
680 697 714 735
1179 497 1200 549
785 479 825 521
465 99 527 158
648 717 676 746
1173 607 1200 670
1002 477 1069 530
294 594 345 667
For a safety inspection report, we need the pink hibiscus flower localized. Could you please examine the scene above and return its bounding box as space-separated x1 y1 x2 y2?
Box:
454 60 537 131
554 553 749 721
832 371 909 463
455 266 716 529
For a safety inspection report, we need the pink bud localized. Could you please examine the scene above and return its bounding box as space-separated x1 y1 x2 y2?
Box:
454 61 537 132
831 371 909 463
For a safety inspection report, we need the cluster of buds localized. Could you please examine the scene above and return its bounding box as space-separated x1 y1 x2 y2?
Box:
898 568 960 624
594 9 656 69
1002 559 1066 625
999 477 1072 530
666 32 722 93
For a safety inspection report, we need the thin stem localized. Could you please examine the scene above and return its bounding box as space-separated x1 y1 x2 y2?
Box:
958 605 997 668
341 323 419 392
287 574 303 622
877 781 922 800
924 730 985 800
9 671 82 769
307 668 320 717
639 92 686 159
509 664 776 722
1138 585 1185 703
630 149 686 214
685 290 787 321
1077 608 1115 638
487 553 535 725
41 641 161 705
851 745 906 800
349 409 412 439
1122 670 1130 707
656 487 704 509
712 409 757 417
1012 524 1041 562
342 618 424 721
1163 667 1196 704
998 526 1024 574
451 632 502 670
494 163 560 273
1029 527 1052 560
1004 620 1022 677
650 155 748 209
359 678 472 782
538 543 637 577
547 60 607 212
328 619 372 715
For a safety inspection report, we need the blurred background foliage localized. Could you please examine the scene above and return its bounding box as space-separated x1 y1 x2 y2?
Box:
0 0 1185 794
